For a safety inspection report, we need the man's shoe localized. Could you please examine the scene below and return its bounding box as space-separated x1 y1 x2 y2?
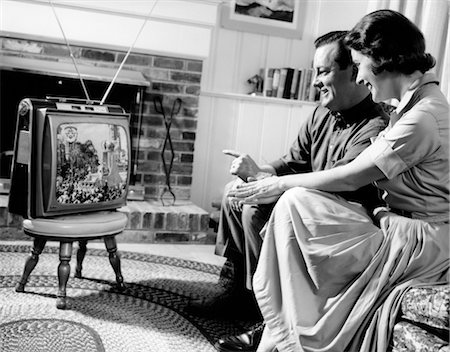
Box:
214 322 265 352
187 289 261 320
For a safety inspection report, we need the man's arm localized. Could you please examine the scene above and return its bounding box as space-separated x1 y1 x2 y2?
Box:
227 149 385 204
223 150 276 181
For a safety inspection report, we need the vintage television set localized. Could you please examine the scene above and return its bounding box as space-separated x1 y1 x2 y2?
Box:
8 97 131 219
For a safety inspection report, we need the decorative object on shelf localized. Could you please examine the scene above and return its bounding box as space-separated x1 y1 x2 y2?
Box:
246 74 264 95
220 0 304 39
153 96 182 206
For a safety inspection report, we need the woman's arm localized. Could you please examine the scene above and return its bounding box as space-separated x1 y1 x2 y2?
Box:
228 151 386 204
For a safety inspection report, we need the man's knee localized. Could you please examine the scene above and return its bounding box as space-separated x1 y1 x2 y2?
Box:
241 204 269 234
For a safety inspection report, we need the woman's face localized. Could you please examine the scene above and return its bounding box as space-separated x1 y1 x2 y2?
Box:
351 49 394 102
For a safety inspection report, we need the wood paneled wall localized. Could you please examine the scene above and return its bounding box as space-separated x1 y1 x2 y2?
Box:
191 92 316 211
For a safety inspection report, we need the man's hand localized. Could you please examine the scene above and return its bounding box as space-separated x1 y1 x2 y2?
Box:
223 150 261 181
227 176 285 205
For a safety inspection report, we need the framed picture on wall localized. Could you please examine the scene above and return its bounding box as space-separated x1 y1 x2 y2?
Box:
220 0 303 39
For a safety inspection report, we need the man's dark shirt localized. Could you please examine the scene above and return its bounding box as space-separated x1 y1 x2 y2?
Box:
269 95 390 212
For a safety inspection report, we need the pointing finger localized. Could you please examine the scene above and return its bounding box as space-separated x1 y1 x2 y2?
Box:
223 149 242 158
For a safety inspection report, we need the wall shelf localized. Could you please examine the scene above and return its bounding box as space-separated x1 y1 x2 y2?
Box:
201 90 318 106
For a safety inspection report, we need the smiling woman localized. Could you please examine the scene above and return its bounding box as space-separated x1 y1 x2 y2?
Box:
347 10 436 103
242 9 450 352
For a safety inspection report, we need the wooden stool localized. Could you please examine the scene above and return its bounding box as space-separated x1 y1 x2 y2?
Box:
15 211 127 310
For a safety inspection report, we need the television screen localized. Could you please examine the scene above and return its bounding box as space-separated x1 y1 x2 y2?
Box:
9 98 131 218
49 119 129 206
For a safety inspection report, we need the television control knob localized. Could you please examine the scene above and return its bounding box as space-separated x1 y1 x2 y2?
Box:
18 100 31 116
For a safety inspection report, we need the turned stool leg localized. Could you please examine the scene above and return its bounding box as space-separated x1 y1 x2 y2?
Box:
15 238 47 292
104 235 125 290
56 241 73 310
75 240 88 278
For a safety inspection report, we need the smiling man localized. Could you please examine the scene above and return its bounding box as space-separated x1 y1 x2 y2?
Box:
190 30 390 352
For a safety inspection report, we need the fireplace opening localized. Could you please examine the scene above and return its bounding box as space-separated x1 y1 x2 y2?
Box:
0 69 144 186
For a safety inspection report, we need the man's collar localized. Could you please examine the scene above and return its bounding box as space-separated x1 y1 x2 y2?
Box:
395 72 439 115
333 95 376 126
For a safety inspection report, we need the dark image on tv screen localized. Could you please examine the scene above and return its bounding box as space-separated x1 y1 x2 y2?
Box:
55 122 128 205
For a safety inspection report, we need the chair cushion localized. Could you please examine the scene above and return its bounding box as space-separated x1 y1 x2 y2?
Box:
23 211 128 239
400 284 449 330
391 321 448 352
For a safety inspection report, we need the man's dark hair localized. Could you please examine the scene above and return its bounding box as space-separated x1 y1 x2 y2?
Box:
314 31 353 70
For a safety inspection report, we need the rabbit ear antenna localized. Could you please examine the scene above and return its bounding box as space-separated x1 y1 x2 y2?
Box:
100 0 159 105
49 0 91 103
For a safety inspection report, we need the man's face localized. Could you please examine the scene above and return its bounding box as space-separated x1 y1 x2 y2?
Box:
313 42 355 111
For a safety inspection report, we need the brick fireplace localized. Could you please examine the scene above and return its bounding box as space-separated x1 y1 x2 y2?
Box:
0 37 212 243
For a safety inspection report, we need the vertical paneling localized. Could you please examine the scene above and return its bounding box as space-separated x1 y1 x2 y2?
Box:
234 101 265 156
285 105 312 150
207 1 370 95
211 28 241 92
316 0 368 36
289 40 314 69
191 0 372 210
235 32 267 94
192 94 316 211
259 104 292 163
265 36 292 69
422 0 448 78
191 96 239 209
191 95 214 208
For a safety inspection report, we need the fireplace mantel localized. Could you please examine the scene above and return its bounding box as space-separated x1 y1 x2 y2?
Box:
0 56 150 87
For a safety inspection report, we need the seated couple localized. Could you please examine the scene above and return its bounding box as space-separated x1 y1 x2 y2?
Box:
190 10 449 352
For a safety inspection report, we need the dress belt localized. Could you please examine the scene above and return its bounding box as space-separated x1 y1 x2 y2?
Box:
390 208 413 218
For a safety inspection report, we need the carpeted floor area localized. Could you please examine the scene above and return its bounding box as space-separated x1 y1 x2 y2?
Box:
0 244 260 352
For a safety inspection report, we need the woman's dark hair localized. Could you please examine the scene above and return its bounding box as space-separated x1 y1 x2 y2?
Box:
344 9 435 75
314 31 353 70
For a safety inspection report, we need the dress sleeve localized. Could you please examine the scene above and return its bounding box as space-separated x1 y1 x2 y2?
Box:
366 108 440 179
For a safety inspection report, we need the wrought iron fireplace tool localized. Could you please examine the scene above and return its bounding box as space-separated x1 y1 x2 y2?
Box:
153 96 182 206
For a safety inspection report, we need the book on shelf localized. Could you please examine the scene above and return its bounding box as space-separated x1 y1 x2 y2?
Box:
295 68 312 101
257 66 319 102
276 68 288 98
308 78 318 101
290 69 300 99
305 68 319 101
294 69 302 99
272 69 281 97
296 68 306 100
263 68 275 97
302 68 313 101
282 68 295 99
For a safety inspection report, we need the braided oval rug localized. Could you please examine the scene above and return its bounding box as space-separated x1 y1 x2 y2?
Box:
0 244 257 352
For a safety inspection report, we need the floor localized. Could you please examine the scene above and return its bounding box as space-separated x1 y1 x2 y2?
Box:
0 240 227 267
